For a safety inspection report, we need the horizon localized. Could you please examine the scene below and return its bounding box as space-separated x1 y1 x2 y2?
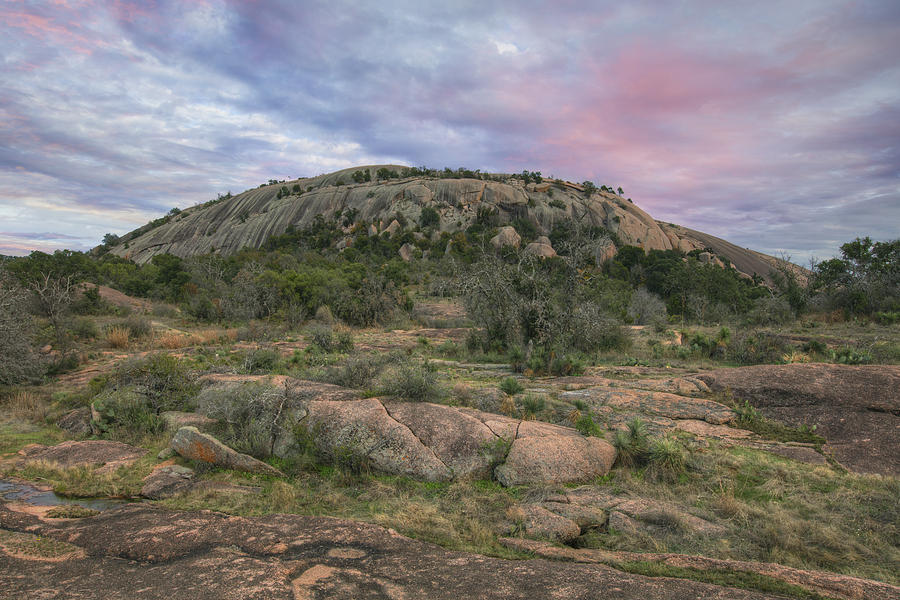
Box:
2 1 899 264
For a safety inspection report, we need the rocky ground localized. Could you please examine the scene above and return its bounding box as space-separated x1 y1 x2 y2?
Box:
2 313 898 599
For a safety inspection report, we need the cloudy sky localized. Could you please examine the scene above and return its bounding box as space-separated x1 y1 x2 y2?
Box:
2 0 898 263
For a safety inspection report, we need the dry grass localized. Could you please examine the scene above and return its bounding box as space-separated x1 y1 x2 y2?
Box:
3 391 50 422
156 331 200 349
105 325 131 348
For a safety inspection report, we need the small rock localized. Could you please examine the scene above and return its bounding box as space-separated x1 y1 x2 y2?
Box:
399 243 414 262
141 464 195 500
383 219 401 236
169 426 284 477
608 510 639 533
157 448 176 460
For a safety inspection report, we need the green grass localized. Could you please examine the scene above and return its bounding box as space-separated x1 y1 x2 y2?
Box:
161 468 527 559
0 422 65 458
616 561 836 600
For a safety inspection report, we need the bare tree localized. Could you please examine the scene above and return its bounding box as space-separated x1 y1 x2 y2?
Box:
30 271 77 350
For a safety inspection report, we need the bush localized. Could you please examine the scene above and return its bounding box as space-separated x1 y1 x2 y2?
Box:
627 288 667 328
519 394 546 418
613 418 649 467
198 382 303 458
308 323 336 352
327 354 383 389
499 377 524 396
575 413 601 437
123 316 152 338
71 317 99 339
241 347 281 373
647 436 687 482
111 353 197 414
728 330 790 365
91 387 165 438
379 358 439 402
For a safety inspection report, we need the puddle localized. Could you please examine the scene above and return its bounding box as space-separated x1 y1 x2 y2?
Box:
0 479 129 511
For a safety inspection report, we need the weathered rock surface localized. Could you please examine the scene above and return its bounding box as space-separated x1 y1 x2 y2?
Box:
109 165 789 283
306 398 453 482
560 387 735 424
303 398 615 485
495 435 616 487
169 427 284 477
490 225 521 249
698 364 900 475
140 464 195 500
512 504 580 543
0 503 790 599
523 241 557 258
398 242 414 261
501 538 900 600
14 441 147 474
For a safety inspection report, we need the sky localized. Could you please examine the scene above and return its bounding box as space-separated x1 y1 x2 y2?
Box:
1 0 898 264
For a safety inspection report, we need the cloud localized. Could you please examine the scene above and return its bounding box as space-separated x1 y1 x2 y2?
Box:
0 0 897 261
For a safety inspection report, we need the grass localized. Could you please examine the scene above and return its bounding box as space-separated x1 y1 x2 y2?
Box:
587 444 900 585
0 529 82 558
12 457 157 499
615 561 835 600
161 468 526 558
0 422 65 458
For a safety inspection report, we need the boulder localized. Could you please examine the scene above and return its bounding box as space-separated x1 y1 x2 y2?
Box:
16 440 147 474
494 435 616 487
169 427 284 477
140 464 195 500
540 501 606 529
523 241 557 258
305 398 453 482
56 407 92 437
368 223 378 236
381 401 497 479
513 504 581 543
383 219 401 236
398 243 414 262
490 226 520 249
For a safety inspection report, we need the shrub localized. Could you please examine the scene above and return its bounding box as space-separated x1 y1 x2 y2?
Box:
198 382 303 458
379 358 439 402
314 305 334 324
308 323 336 352
327 354 383 389
71 317 99 339
627 288 667 328
499 377 524 396
241 347 281 373
0 269 41 385
123 316 152 339
613 418 650 467
91 387 165 438
111 353 197 414
2 390 50 422
519 394 546 418
647 436 687 482
575 413 601 437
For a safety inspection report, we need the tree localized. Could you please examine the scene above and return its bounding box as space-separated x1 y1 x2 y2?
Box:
812 237 899 315
31 271 78 350
582 181 597 196
0 268 41 384
102 233 120 246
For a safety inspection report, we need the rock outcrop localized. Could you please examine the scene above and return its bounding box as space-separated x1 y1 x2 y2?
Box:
109 165 789 282
0 503 794 599
698 364 900 475
13 441 147 474
490 225 521 249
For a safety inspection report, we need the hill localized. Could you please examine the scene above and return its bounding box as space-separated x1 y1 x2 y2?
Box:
109 165 789 281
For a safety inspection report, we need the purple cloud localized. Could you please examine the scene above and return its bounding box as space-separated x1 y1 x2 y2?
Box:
0 0 897 263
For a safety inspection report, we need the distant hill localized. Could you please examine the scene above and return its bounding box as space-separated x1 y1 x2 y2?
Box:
109 165 791 282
